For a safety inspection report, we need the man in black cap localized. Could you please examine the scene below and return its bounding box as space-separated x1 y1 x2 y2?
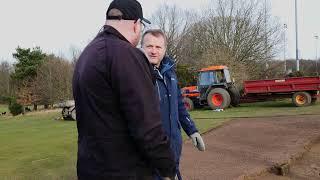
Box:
72 0 176 179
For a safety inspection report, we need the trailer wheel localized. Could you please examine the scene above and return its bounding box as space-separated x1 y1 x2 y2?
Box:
207 88 231 110
183 97 194 111
292 92 312 107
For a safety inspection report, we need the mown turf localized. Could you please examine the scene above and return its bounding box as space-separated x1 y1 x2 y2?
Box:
0 111 77 180
0 104 8 113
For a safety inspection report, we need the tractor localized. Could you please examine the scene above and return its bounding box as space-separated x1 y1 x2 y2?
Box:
181 66 240 110
61 100 76 120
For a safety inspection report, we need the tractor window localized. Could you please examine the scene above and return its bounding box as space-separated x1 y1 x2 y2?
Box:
199 71 216 86
223 69 232 83
216 71 225 83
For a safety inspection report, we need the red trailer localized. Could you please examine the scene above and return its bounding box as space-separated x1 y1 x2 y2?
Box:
243 77 320 106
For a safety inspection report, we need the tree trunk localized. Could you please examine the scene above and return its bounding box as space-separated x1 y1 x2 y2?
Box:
33 104 38 111
22 105 25 115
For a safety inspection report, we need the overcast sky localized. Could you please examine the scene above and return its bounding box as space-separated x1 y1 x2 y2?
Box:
1 0 320 63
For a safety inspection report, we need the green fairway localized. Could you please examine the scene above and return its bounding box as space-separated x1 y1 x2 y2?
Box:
0 104 8 113
192 100 319 120
0 101 319 179
0 111 77 180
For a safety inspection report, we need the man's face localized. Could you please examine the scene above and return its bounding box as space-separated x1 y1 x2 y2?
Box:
142 33 166 67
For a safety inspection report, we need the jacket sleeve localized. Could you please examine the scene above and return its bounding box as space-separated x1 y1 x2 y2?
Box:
177 84 198 136
110 46 176 177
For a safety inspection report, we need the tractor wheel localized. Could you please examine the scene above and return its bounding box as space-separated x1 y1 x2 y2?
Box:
229 85 241 107
71 106 76 121
292 92 312 107
183 97 194 111
207 88 231 110
62 107 69 119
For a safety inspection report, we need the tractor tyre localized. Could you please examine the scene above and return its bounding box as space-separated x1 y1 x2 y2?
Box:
292 92 312 107
183 97 194 111
71 106 76 121
207 88 231 110
311 97 317 104
229 85 241 107
62 107 69 119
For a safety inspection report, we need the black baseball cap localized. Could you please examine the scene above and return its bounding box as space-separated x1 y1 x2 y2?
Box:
106 0 151 24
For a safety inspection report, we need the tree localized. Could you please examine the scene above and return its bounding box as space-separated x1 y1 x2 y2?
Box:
69 45 82 67
176 64 197 87
152 0 282 85
151 4 196 62
33 54 74 107
0 61 12 97
12 47 46 80
11 47 47 110
195 0 280 79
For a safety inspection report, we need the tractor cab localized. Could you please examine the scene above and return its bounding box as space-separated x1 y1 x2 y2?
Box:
198 66 232 101
182 65 240 110
198 66 232 84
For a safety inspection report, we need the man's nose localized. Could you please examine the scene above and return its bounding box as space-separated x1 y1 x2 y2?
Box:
150 48 157 54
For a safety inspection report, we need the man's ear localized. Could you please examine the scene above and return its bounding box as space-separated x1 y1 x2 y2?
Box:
133 21 139 34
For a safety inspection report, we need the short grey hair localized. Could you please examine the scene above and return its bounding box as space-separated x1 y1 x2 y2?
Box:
107 8 123 18
141 29 167 46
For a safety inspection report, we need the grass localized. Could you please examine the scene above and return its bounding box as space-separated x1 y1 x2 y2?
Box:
0 104 8 113
0 111 77 180
0 101 319 179
191 100 320 119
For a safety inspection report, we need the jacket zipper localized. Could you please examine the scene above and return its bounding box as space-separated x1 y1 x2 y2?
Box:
155 81 161 101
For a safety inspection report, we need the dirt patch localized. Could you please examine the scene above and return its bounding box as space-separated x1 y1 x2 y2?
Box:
258 140 320 180
180 115 320 180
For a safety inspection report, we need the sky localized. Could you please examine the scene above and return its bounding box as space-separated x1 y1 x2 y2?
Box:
1 0 320 63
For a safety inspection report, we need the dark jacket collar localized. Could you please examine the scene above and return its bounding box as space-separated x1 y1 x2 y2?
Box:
103 25 131 44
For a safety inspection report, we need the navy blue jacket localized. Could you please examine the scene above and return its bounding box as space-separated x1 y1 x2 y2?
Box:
154 57 198 166
73 26 176 180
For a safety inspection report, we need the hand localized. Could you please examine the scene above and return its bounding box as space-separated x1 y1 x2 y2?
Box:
190 132 205 151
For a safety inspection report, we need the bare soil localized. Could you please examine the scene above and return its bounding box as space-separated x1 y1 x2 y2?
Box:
180 114 320 180
258 140 320 180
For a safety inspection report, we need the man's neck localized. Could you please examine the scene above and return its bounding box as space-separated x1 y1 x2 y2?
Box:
105 22 134 45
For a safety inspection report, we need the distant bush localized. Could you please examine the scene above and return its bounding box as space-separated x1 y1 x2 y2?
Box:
176 64 197 87
287 71 304 77
9 99 23 116
0 96 13 104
